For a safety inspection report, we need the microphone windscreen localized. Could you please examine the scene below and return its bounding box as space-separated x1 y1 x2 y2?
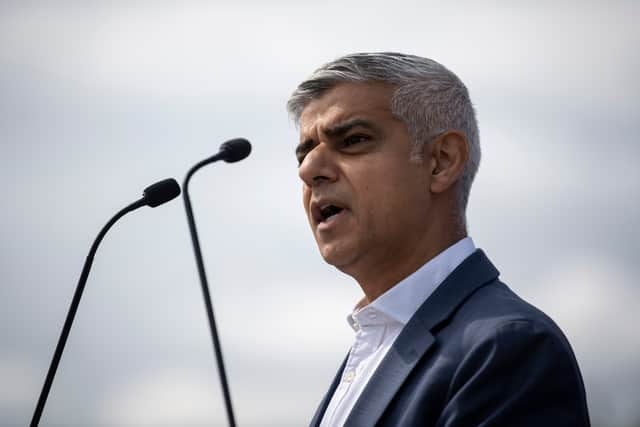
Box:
219 138 252 163
143 178 181 207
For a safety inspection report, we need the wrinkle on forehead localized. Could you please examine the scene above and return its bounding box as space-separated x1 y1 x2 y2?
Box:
298 82 396 141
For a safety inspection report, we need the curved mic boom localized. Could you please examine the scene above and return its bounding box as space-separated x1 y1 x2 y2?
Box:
31 178 181 427
182 138 252 427
188 138 252 175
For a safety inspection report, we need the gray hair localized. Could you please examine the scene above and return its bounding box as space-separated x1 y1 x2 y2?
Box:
286 52 480 217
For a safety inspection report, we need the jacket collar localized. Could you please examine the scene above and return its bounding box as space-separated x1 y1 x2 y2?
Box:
345 249 499 427
310 249 499 427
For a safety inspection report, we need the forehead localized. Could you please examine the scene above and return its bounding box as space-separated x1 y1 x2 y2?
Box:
298 82 396 137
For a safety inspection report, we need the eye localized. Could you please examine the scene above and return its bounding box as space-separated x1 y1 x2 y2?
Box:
342 134 370 148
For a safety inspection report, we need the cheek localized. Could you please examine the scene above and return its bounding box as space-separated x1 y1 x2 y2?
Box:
365 174 425 230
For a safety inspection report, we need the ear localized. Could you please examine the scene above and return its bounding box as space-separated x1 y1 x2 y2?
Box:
428 130 469 194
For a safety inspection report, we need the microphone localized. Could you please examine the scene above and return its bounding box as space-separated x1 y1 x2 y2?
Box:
31 178 181 427
219 138 251 163
188 138 251 172
182 138 252 427
142 178 181 207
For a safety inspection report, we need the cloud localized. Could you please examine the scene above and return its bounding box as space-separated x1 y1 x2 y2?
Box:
1 1 638 426
2 1 638 110
0 354 39 425
529 254 638 364
98 366 323 426
98 368 221 425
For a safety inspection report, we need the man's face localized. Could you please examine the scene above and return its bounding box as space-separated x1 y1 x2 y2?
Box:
296 82 434 280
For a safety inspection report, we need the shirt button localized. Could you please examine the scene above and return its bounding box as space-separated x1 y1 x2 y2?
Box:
344 371 356 383
353 322 360 331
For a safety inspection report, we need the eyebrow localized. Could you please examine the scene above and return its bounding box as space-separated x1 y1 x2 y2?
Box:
323 118 380 137
295 139 316 159
295 118 380 159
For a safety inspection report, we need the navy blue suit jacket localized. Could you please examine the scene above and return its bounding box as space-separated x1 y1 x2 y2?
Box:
310 250 590 427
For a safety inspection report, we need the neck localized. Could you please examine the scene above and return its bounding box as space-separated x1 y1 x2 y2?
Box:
352 220 466 304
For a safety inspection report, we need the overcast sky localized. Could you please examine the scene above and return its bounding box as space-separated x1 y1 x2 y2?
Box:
1 1 639 426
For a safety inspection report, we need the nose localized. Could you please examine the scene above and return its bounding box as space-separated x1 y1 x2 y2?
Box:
298 143 338 187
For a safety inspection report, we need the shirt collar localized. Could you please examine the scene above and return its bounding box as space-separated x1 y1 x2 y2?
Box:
347 237 476 331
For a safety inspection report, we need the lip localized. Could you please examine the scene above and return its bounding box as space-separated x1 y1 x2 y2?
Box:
309 197 349 228
316 207 349 231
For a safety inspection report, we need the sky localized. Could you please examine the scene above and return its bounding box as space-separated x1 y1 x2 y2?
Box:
1 1 639 426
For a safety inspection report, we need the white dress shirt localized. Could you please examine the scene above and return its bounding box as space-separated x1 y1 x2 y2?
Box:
319 237 476 427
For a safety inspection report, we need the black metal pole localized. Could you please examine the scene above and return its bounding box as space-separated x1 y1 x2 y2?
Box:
31 199 146 427
183 158 237 427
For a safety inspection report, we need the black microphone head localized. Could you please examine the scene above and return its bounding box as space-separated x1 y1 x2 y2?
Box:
143 178 181 207
219 138 251 163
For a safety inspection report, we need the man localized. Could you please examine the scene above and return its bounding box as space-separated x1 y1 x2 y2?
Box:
287 52 590 427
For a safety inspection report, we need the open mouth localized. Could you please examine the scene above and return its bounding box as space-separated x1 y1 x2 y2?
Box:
319 204 344 223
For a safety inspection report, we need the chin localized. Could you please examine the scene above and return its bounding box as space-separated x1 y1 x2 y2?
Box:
318 242 358 272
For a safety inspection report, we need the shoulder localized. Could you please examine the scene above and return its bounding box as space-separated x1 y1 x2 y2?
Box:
434 281 590 425
439 279 579 368
452 280 570 348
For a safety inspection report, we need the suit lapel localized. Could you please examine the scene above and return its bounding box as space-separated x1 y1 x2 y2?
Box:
344 250 499 427
345 321 436 427
309 354 349 427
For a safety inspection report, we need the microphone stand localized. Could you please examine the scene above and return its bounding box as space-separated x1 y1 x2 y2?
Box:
183 154 237 427
31 199 145 427
30 178 180 427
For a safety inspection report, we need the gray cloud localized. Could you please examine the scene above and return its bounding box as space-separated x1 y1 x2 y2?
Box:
2 1 638 426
